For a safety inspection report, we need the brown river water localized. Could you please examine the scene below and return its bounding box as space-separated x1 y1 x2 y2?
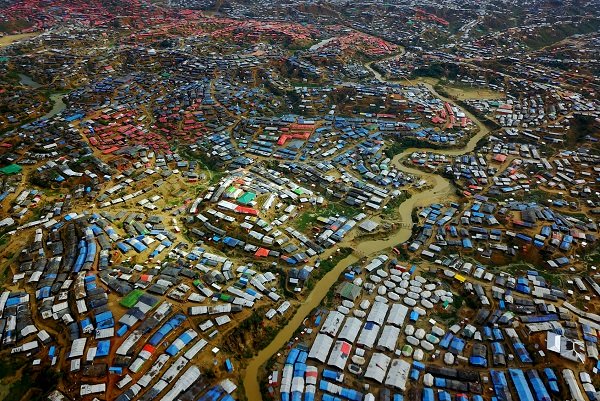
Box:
243 53 491 400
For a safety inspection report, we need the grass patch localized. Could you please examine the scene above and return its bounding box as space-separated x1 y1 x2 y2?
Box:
3 374 32 401
324 287 336 307
0 359 24 380
536 270 562 287
0 358 60 401
384 136 448 158
498 263 529 276
383 192 410 216
209 171 225 186
221 308 285 359
569 114 599 137
317 248 353 275
585 251 600 265
278 269 296 299
179 147 224 177
523 19 600 50
497 189 549 203
496 262 563 286
304 248 353 292
560 211 590 222
433 310 458 326
452 294 464 310
294 203 358 231
166 198 181 207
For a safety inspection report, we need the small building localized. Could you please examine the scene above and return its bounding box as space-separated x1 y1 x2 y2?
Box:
0 164 22 175
336 282 361 301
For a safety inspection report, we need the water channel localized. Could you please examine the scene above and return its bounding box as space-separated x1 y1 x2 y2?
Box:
308 37 338 51
18 73 67 120
243 54 491 399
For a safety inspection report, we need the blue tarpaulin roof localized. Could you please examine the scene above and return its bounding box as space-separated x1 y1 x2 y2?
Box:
96 340 110 357
96 311 113 323
509 369 535 401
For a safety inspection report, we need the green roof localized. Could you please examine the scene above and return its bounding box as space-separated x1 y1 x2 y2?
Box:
336 282 361 301
119 289 144 308
0 164 22 175
237 192 256 205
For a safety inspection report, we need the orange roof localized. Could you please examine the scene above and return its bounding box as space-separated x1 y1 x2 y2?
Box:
255 248 269 257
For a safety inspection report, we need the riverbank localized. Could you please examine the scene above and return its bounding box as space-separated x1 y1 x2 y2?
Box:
17 73 67 120
17 73 42 89
242 59 494 399
365 56 502 132
243 252 359 400
43 93 67 120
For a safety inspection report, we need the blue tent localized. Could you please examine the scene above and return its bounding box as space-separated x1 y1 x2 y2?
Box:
96 340 111 357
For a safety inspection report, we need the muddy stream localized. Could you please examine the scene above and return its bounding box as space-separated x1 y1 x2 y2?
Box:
240 52 490 400
18 73 67 119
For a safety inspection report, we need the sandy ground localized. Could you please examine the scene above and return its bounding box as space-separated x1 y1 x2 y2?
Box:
0 33 38 48
401 76 504 101
440 84 505 101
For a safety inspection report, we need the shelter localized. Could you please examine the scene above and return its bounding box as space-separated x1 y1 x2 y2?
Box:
0 164 22 175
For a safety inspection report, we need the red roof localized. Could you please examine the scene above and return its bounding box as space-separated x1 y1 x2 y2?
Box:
235 206 258 215
142 344 155 353
278 132 311 146
340 341 351 355
102 146 120 154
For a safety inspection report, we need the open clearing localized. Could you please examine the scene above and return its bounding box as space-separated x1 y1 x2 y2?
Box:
406 77 505 100
0 32 37 48
440 83 505 100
